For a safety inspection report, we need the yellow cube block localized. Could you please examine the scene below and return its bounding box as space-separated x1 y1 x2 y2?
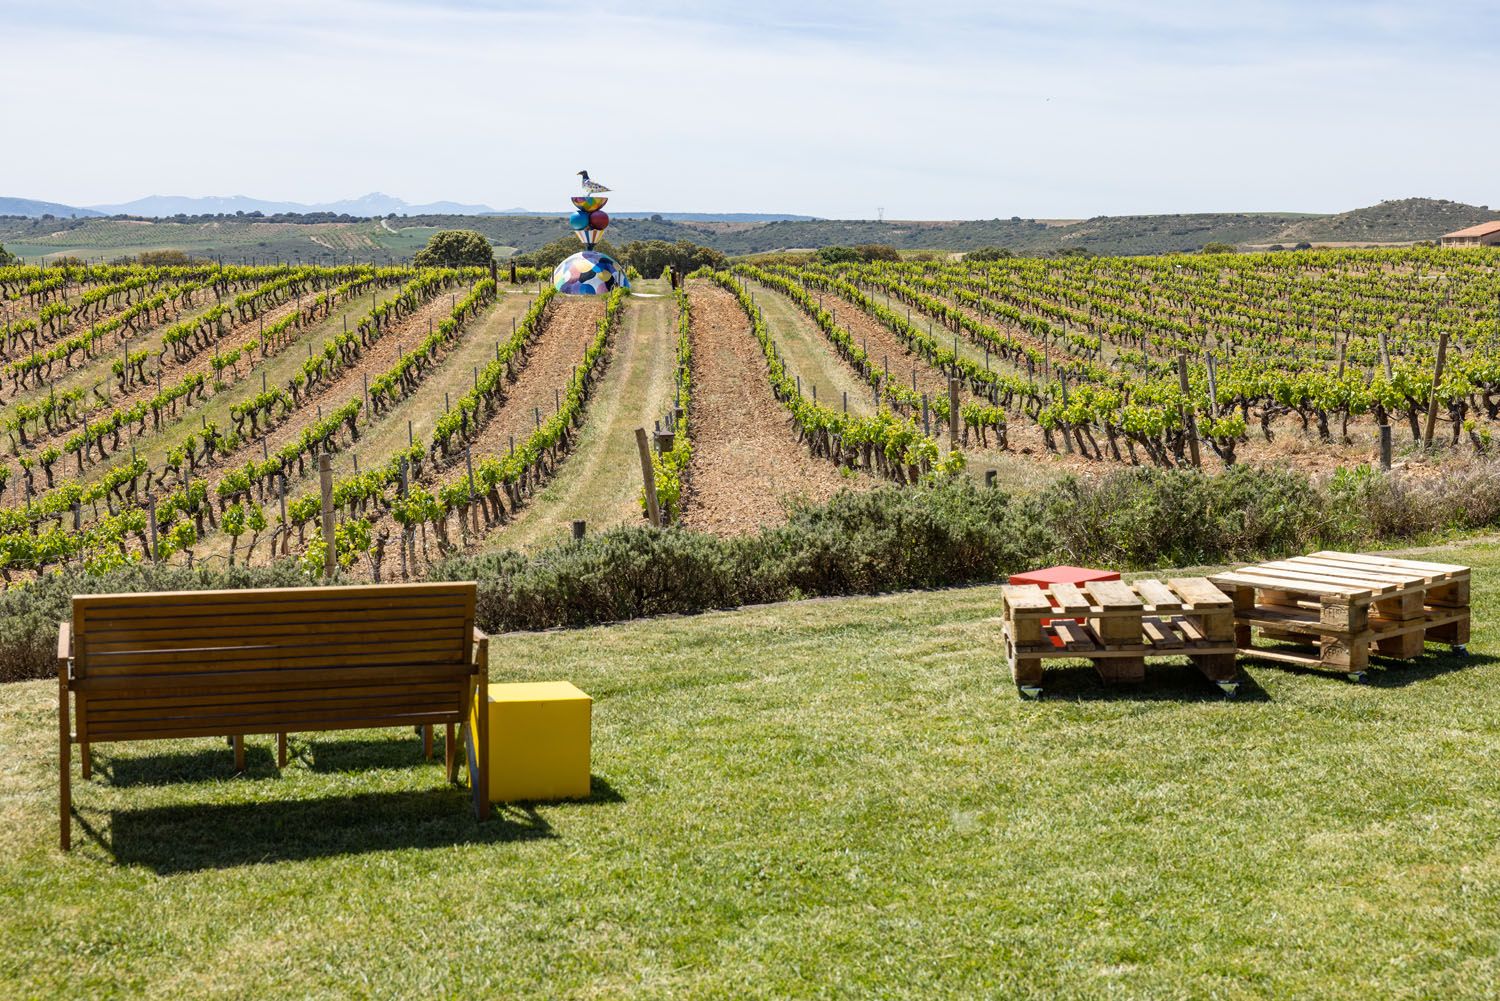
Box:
469 681 592 803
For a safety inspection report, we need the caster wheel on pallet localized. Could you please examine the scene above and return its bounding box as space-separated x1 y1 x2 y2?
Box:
1347 671 1367 683
1018 685 1043 700
1216 681 1239 699
1453 644 1468 657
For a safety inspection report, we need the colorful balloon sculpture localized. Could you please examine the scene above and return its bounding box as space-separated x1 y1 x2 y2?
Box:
553 250 628 295
555 183 628 294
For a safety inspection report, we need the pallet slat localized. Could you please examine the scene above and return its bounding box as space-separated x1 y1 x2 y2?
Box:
1308 550 1469 577
1133 580 1183 612
1048 582 1091 615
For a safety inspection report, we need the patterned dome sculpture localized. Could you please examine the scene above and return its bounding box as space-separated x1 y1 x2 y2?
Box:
553 249 628 295
555 171 629 295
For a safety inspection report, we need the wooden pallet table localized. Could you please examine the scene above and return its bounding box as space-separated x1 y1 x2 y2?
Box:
1001 577 1238 697
1209 551 1470 681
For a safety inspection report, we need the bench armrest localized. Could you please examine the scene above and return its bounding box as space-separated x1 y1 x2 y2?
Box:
57 622 72 677
471 626 489 672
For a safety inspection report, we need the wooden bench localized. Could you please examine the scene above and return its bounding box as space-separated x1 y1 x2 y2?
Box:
57 582 492 850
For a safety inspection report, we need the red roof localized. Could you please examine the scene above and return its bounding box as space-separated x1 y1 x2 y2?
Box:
1442 220 1500 239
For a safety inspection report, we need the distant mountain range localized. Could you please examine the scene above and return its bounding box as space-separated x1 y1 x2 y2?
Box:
0 192 819 223
0 197 105 218
84 192 500 217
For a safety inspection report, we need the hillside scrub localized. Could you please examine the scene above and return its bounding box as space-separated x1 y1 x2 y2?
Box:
7 463 1500 681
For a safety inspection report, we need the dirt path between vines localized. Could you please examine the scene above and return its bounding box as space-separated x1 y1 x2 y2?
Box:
458 296 604 470
492 288 676 549
681 281 851 533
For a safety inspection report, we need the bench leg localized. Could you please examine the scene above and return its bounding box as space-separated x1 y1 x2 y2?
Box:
445 724 457 782
277 733 288 768
59 675 71 852
423 725 434 761
232 735 246 772
475 681 491 821
80 740 91 780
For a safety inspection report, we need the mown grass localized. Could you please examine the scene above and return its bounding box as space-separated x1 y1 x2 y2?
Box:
1 539 1497 998
494 283 677 550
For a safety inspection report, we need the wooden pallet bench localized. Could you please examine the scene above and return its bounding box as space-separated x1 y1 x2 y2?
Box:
1001 577 1238 697
1208 551 1469 681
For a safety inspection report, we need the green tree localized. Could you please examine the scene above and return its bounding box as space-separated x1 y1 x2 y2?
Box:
512 236 624 271
618 239 726 278
1201 241 1238 254
853 243 901 262
813 246 865 264
813 244 901 265
0 243 17 266
413 230 494 268
137 249 193 266
965 246 1014 261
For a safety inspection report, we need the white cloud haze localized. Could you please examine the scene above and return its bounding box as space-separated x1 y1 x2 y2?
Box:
2 0 1496 217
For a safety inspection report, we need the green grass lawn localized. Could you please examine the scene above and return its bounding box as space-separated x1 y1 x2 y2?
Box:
2 539 1498 998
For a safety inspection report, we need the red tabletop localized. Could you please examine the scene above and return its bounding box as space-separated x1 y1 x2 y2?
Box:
1007 565 1120 587
1007 566 1119 641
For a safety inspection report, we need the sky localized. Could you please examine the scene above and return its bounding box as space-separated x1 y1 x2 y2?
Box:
3 0 1497 219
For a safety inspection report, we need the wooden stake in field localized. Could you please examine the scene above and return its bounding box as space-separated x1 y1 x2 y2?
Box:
319 454 336 579
1423 331 1450 450
1058 378 1073 455
635 427 662 527
1177 354 1201 467
1204 353 1219 420
948 378 961 445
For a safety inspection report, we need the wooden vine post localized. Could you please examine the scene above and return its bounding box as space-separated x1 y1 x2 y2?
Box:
635 427 662 527
947 378 961 445
146 495 158 563
1422 331 1449 450
319 453 336 579
1177 353 1201 467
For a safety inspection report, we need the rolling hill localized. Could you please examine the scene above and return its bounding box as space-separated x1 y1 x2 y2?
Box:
0 197 103 219
1 198 1493 262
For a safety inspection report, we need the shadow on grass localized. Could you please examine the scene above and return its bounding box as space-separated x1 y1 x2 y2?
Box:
94 773 626 874
97 745 280 787
104 787 552 874
585 774 625 804
299 734 446 773
1239 645 1490 689
1038 660 1270 702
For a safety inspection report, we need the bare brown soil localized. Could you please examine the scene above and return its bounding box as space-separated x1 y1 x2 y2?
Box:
681 282 851 533
788 283 1078 473
458 296 605 470
323 296 608 580
219 295 458 475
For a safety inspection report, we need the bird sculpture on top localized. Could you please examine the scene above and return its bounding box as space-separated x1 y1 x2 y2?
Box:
577 170 612 194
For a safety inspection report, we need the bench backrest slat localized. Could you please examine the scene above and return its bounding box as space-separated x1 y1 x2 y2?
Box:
70 582 478 742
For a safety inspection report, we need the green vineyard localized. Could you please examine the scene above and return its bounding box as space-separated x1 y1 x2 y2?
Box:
1 246 1497 583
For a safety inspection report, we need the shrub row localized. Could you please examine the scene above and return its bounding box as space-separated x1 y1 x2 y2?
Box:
6 462 1500 681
